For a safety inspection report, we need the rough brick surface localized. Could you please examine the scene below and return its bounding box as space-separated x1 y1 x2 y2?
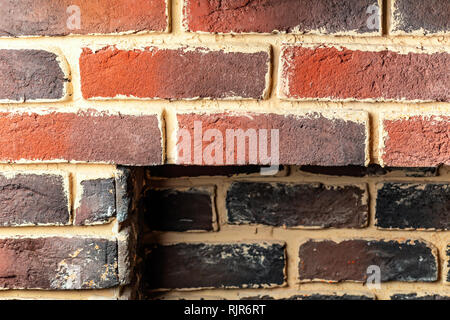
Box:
0 111 162 165
280 46 450 102
0 50 67 102
0 173 69 226
243 293 374 300
75 178 116 225
149 165 273 178
0 0 168 36
299 239 438 282
176 113 368 166
143 187 215 232
0 237 118 289
144 243 285 289
376 183 450 230
391 0 450 35
299 165 438 178
184 0 380 35
381 116 450 167
391 294 450 300
226 182 368 228
80 46 270 100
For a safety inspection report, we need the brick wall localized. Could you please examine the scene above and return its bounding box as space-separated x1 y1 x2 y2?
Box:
0 0 448 300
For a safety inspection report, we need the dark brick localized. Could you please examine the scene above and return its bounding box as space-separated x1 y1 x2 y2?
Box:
226 182 368 228
0 237 119 289
280 45 450 102
0 173 69 226
184 0 380 35
149 165 279 178
75 178 116 225
299 239 438 282
299 165 438 177
391 0 450 35
0 0 168 36
391 293 450 300
447 245 450 283
0 110 163 165
144 243 286 289
144 187 215 232
375 183 450 230
80 46 270 100
242 293 374 300
0 50 67 102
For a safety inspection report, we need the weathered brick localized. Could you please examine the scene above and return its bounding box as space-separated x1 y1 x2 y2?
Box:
0 237 118 289
184 0 380 35
80 46 270 100
447 245 450 284
75 178 116 225
143 187 216 232
226 182 368 229
176 112 368 166
391 0 450 35
376 183 450 230
0 0 168 36
0 50 67 102
299 239 438 282
391 293 450 300
144 243 285 289
0 173 69 226
0 110 163 165
299 165 438 177
279 45 450 102
242 293 375 300
149 165 283 178
381 115 450 167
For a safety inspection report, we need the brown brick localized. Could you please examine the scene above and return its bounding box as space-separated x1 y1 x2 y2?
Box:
0 237 118 289
299 239 438 283
80 46 270 100
143 187 216 232
381 115 450 167
0 50 67 102
280 45 450 102
0 110 163 165
226 182 368 228
175 112 368 166
391 0 450 35
0 173 69 226
184 0 380 35
144 242 286 289
75 178 116 225
0 0 168 36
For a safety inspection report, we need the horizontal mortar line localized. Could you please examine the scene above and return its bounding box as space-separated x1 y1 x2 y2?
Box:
0 223 119 238
0 33 448 46
141 228 450 243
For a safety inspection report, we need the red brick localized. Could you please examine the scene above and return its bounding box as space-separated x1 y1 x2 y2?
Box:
184 0 380 35
0 0 168 36
381 115 450 167
0 237 118 289
280 45 450 102
0 110 163 165
80 46 270 100
175 112 368 166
